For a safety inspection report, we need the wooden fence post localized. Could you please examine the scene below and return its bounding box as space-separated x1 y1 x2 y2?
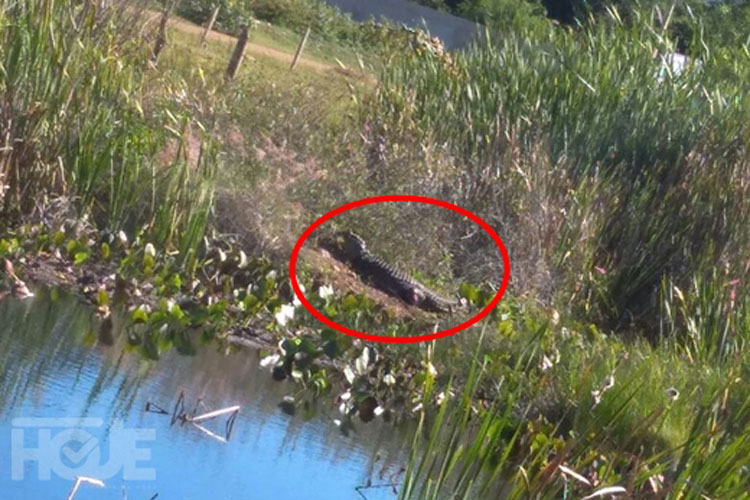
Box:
290 26 311 71
200 5 221 48
151 11 168 63
226 25 249 81
151 1 176 64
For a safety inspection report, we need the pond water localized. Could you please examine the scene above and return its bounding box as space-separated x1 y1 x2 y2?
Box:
0 290 409 499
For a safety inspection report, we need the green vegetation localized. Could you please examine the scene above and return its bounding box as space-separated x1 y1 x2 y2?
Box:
363 4 750 496
3 0 750 497
415 0 750 50
373 7 750 338
176 0 393 49
0 0 216 255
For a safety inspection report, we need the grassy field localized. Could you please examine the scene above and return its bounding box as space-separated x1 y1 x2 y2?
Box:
3 1 750 498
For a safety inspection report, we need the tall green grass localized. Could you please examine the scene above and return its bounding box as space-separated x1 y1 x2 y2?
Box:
364 10 750 493
0 0 216 256
373 6 750 333
401 317 750 499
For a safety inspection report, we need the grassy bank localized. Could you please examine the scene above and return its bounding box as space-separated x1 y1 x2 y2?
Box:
359 6 750 497
3 0 750 498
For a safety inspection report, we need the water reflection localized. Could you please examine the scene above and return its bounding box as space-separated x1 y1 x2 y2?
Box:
0 290 408 499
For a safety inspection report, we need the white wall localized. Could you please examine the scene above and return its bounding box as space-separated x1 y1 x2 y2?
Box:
322 0 480 49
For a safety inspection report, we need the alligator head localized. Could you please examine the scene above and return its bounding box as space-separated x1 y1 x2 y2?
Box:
334 231 368 260
318 230 368 263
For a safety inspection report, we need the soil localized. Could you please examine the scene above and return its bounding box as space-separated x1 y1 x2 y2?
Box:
161 13 336 74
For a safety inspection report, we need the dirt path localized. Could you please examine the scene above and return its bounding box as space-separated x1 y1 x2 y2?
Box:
161 13 335 73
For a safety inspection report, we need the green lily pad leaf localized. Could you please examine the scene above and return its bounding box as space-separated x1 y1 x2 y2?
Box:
53 230 66 246
132 307 149 323
342 294 359 312
73 251 89 265
459 282 480 305
497 319 513 336
243 293 260 313
148 311 168 324
298 338 319 356
321 328 338 342
141 334 160 361
323 340 343 359
170 304 186 322
312 375 328 393
143 253 154 271
97 288 109 306
157 333 173 352
100 242 111 260
127 328 142 345
66 239 78 255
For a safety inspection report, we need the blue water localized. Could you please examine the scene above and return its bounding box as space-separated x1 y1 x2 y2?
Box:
0 291 407 499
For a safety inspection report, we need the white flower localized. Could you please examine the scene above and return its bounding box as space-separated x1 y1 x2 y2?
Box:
435 391 447 405
541 355 554 372
592 374 616 407
274 303 295 326
291 279 305 307
237 250 248 269
144 242 156 257
318 284 334 299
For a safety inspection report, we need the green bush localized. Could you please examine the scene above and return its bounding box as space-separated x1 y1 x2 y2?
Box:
176 0 251 35
176 0 372 47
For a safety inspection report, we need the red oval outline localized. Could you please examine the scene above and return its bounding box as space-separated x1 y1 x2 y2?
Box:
289 195 510 343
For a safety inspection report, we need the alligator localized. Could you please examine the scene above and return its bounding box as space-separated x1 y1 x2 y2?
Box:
321 231 465 314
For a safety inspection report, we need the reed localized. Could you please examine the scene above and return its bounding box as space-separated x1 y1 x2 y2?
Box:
0 0 217 257
373 5 750 331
